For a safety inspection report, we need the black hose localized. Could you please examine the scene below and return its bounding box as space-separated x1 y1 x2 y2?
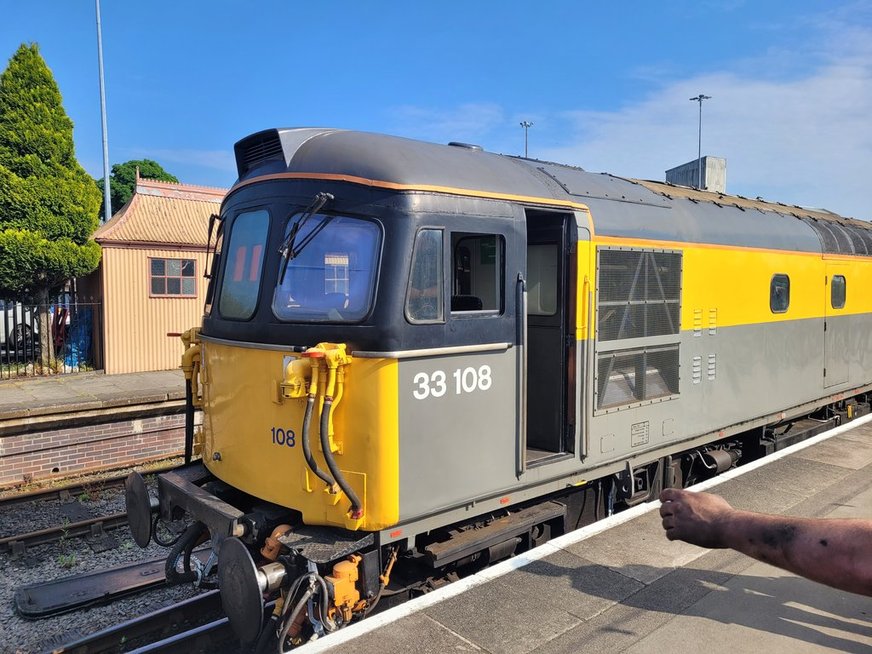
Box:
278 586 315 652
152 514 183 547
165 521 207 585
301 395 334 487
319 397 363 517
184 380 194 465
253 614 277 654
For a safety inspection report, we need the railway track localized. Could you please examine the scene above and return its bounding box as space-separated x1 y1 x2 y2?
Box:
0 463 179 508
0 464 178 555
0 474 128 508
52 590 231 653
0 511 129 555
52 592 280 653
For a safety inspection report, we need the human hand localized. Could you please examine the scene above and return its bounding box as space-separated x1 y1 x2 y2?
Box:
659 488 735 549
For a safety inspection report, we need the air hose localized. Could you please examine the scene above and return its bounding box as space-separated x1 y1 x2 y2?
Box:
300 343 362 518
165 521 209 585
301 394 334 488
320 396 363 518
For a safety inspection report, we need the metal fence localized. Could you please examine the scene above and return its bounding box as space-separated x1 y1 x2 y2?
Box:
0 294 103 380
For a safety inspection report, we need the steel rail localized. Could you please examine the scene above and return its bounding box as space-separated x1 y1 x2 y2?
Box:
127 616 234 653
0 462 179 508
55 593 278 653
0 463 182 554
52 590 223 653
0 512 130 554
0 477 127 509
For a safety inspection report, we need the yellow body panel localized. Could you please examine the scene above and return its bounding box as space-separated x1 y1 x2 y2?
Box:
589 236 872 332
575 239 595 342
199 340 399 531
681 244 821 326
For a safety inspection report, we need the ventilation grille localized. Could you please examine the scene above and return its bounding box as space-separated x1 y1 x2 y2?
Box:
597 250 681 341
595 247 683 411
235 131 285 176
596 345 680 410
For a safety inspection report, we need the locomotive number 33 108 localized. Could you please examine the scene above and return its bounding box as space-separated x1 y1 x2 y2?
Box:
412 365 493 400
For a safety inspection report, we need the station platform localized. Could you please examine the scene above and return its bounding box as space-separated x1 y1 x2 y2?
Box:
0 370 187 487
304 417 872 654
0 369 184 422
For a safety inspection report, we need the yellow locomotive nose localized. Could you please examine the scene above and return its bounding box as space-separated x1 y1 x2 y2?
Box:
199 339 400 531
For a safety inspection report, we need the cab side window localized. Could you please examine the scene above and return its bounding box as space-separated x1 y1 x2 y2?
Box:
451 232 504 313
218 209 270 320
406 229 444 323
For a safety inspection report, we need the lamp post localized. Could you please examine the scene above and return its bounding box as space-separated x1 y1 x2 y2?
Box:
689 94 711 189
520 121 533 158
96 0 111 222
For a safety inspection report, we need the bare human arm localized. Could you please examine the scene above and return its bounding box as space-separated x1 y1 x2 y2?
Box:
659 488 872 596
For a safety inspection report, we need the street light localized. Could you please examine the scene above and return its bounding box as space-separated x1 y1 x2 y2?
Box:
689 94 711 190
520 121 533 158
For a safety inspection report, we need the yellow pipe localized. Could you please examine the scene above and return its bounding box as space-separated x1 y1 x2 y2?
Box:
308 360 320 396
329 367 345 445
325 363 337 400
317 364 327 432
180 336 201 407
379 548 398 587
181 344 200 381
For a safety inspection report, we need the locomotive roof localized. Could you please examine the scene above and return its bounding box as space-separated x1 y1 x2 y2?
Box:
232 128 872 255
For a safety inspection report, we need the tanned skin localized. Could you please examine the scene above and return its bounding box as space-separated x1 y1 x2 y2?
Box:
659 488 872 597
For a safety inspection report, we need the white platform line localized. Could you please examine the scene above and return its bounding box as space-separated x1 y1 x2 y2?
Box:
297 413 872 652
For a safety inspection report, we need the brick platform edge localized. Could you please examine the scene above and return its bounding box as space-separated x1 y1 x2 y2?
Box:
0 414 185 487
0 392 202 489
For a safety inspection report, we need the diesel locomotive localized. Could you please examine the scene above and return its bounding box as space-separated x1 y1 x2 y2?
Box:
125 128 872 650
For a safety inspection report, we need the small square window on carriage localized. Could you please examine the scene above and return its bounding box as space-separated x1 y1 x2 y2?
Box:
831 275 846 309
150 258 196 297
770 274 790 313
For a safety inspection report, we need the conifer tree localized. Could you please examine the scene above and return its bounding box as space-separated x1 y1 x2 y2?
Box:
0 43 102 364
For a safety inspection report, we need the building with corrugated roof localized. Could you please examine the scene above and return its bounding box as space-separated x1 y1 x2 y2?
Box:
90 176 225 374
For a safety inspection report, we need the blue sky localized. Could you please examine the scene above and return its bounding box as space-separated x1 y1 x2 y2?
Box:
3 1 871 219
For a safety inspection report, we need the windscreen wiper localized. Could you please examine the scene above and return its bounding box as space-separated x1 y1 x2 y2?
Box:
289 214 334 259
278 192 334 284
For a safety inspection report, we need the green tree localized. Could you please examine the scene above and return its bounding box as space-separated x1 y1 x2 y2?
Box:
97 159 178 220
0 43 102 365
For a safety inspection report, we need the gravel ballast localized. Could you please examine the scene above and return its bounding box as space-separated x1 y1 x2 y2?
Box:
0 471 210 653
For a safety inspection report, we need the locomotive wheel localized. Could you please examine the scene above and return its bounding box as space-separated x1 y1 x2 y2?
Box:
219 537 265 645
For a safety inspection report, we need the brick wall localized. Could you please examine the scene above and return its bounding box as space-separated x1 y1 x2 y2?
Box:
0 414 186 487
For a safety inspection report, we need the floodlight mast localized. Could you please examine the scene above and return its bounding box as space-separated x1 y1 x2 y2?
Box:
689 94 711 189
96 0 111 223
520 121 533 158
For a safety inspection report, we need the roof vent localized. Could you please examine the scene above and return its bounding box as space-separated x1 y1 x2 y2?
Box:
448 141 483 151
234 130 285 177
